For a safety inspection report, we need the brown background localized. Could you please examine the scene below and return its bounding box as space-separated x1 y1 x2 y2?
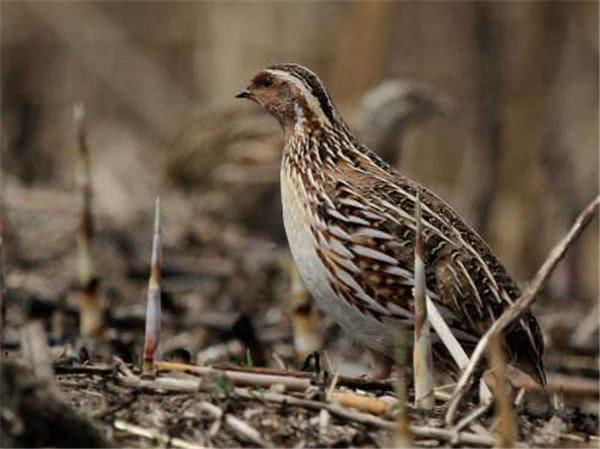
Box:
3 1 598 307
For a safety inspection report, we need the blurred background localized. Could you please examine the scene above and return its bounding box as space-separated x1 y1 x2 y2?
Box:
2 2 598 382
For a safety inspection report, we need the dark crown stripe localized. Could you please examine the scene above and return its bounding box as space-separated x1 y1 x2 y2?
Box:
269 63 336 123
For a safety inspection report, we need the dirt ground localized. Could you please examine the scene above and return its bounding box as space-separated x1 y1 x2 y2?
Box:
2 169 599 447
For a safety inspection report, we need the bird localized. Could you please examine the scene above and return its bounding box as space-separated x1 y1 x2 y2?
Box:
358 79 450 168
236 63 546 385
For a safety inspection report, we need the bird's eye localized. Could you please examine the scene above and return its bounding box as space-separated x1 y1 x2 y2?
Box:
258 76 273 88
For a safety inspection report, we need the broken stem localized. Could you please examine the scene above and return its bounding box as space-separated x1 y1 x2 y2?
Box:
413 190 434 410
143 197 162 375
74 102 101 338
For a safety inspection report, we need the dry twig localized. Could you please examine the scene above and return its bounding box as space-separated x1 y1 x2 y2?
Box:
330 391 391 415
224 415 270 448
452 401 492 434
114 419 205 449
489 334 517 447
113 364 497 446
426 296 492 402
218 364 394 392
446 195 599 425
234 388 497 446
156 361 312 391
512 372 599 398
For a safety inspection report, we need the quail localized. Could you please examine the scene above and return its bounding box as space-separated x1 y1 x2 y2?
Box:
236 63 546 385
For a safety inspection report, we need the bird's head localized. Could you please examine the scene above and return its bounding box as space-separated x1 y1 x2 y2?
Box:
236 63 339 134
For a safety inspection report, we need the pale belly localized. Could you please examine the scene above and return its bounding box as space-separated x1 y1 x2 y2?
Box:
280 167 397 356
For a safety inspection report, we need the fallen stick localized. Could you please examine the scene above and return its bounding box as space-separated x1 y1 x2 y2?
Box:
215 363 394 391
159 360 395 392
426 296 492 402
452 402 492 434
224 415 270 448
446 195 599 425
152 363 394 416
331 391 391 415
156 360 311 391
513 372 600 398
128 358 600 399
113 368 496 446
54 363 115 375
489 334 517 448
234 388 497 447
118 373 201 393
197 398 269 446
114 419 205 449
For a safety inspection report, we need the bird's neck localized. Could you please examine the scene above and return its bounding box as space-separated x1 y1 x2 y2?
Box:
280 100 323 139
283 118 367 173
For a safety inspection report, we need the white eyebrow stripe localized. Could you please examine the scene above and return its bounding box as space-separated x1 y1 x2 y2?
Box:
266 69 332 126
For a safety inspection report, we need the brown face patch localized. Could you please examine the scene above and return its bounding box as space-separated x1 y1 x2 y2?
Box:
244 71 295 126
251 71 274 89
246 71 327 135
248 72 281 100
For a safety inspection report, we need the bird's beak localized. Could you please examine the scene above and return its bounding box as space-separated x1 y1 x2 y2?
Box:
235 88 252 100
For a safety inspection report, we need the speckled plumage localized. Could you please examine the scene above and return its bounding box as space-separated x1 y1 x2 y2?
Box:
238 63 546 385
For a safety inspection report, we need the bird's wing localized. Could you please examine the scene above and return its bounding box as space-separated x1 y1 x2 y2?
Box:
312 159 546 384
